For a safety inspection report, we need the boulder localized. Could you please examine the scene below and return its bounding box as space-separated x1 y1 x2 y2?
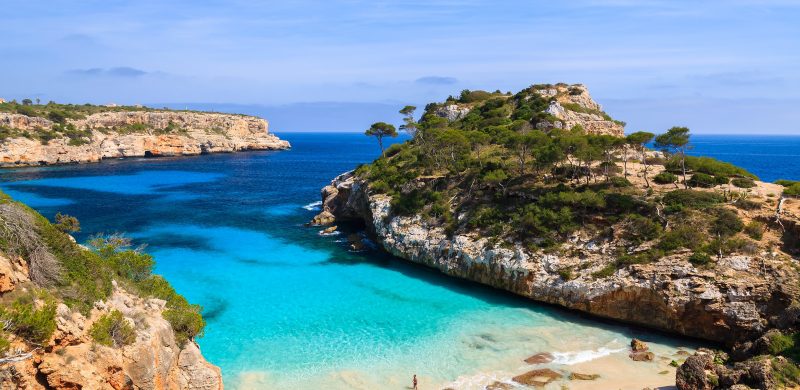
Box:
524 352 554 364
569 372 600 380
485 381 513 390
512 368 562 387
629 351 655 362
631 338 649 352
321 225 337 234
310 211 335 226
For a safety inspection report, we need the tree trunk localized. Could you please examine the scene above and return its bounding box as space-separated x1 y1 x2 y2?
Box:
378 136 385 158
641 147 650 187
681 148 688 189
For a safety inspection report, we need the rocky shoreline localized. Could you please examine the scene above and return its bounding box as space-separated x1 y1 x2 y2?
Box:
315 171 799 346
0 110 290 167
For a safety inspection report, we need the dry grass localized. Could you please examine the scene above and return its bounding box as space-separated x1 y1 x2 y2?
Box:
0 203 61 286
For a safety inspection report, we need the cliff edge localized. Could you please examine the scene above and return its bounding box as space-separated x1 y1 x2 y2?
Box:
0 103 289 167
0 192 222 389
314 82 800 387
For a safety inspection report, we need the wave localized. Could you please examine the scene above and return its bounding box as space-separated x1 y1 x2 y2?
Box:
552 347 626 365
319 230 340 237
302 201 322 211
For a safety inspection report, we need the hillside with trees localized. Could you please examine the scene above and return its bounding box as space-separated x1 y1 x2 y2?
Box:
317 83 800 389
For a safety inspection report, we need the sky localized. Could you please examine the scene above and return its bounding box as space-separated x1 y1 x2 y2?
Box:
1 0 799 133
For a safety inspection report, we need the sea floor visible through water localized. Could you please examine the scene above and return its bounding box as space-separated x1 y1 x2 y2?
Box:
3 133 794 389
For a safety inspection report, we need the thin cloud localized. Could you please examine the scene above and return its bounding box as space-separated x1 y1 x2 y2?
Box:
66 66 149 78
416 76 458 85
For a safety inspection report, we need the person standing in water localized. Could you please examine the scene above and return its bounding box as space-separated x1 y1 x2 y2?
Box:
412 374 418 390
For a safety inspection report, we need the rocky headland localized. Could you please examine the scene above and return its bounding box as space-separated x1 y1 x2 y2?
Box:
0 104 289 167
0 192 222 389
314 83 800 389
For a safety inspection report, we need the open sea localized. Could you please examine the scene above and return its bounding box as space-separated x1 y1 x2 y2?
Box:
1 133 797 389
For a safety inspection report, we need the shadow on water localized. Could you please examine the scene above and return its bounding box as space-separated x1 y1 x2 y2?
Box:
0 133 709 351
313 222 710 349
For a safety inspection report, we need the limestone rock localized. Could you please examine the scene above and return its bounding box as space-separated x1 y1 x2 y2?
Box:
0 110 289 167
434 104 471 121
512 368 562 387
631 338 649 352
629 351 655 362
0 253 29 293
321 225 337 234
534 83 624 136
485 381 513 389
318 172 800 346
524 352 554 364
7 287 223 389
569 372 600 380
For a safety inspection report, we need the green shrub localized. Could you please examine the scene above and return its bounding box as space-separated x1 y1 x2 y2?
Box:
745 221 764 240
769 333 796 355
0 335 10 356
624 214 663 245
616 249 664 266
659 224 706 251
592 263 616 279
775 179 799 187
653 172 678 185
667 156 757 179
163 306 205 347
711 209 743 238
458 90 494 103
0 294 57 344
54 212 80 233
558 267 575 281
731 178 755 188
90 310 136 347
734 199 760 210
663 190 724 211
688 173 716 188
609 176 632 188
785 183 800 197
773 357 800 387
689 252 712 266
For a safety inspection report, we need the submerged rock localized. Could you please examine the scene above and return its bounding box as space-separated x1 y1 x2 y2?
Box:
569 372 600 380
512 368 562 387
524 352 555 364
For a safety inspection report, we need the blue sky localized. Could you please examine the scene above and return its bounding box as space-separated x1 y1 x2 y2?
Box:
1 0 799 133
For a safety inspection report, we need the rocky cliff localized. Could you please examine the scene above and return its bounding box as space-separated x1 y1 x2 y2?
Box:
431 83 624 136
0 110 289 167
0 195 223 389
316 171 800 345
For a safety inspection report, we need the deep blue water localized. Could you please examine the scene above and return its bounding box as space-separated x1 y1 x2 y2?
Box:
684 134 800 182
1 133 791 389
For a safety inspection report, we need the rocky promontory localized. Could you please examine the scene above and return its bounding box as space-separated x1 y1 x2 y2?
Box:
314 83 800 388
0 104 289 167
317 170 800 345
0 192 222 388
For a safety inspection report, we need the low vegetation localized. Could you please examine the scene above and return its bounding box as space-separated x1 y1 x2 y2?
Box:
357 84 767 277
90 310 136 347
0 100 201 145
0 191 205 351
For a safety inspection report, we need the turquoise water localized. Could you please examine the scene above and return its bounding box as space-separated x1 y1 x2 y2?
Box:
7 133 780 388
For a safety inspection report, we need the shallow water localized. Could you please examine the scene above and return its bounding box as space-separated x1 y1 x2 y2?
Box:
0 133 744 389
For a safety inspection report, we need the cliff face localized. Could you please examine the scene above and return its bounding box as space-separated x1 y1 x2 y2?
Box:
0 111 290 167
0 280 223 390
541 84 625 136
317 172 800 346
0 197 223 389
